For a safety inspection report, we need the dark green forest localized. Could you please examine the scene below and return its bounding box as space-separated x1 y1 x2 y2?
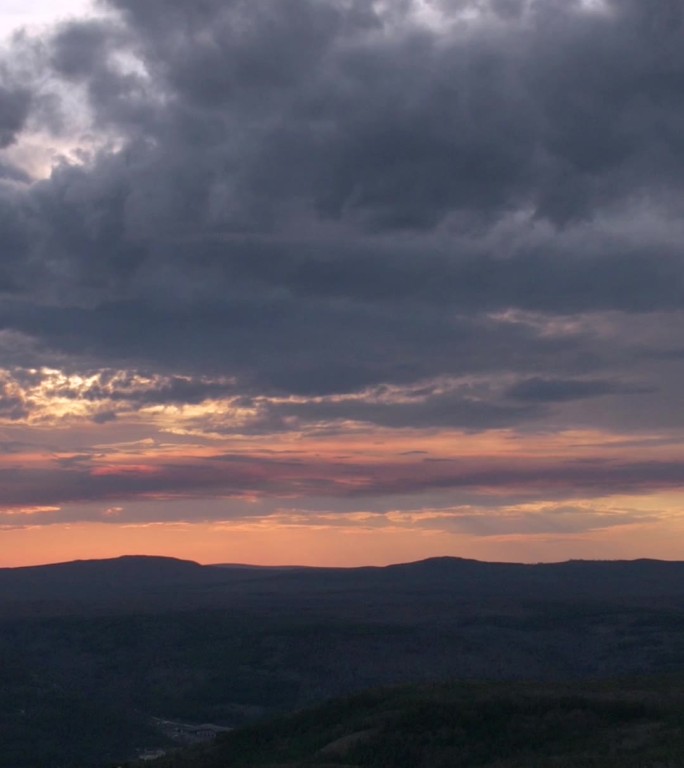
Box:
122 678 684 768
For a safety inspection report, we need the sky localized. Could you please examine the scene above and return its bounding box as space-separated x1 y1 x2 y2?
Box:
1 0 684 567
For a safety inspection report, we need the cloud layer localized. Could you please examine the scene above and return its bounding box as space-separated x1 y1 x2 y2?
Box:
0 0 683 553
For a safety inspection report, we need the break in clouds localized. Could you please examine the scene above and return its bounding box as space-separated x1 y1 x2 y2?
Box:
1 0 684 528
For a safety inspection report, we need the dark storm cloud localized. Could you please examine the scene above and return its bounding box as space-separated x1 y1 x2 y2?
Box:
0 0 683 419
505 377 649 403
89 0 684 228
0 295 610 401
0 86 31 148
50 22 114 81
0 161 30 183
0 383 27 421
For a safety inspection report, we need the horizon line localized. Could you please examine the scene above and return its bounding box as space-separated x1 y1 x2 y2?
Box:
4 552 683 571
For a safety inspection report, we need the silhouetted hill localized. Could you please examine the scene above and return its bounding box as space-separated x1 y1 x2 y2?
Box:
0 556 210 601
4 556 684 616
377 556 684 598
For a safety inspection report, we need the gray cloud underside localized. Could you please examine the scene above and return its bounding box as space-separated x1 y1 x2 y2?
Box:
2 452 684 512
0 0 683 428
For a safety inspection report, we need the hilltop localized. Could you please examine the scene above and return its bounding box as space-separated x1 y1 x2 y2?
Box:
4 555 684 616
121 677 684 768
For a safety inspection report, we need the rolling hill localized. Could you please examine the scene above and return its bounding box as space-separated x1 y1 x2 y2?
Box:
120 677 684 768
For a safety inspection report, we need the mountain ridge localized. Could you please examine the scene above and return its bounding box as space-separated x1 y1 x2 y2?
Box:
4 555 684 616
6 552 684 574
